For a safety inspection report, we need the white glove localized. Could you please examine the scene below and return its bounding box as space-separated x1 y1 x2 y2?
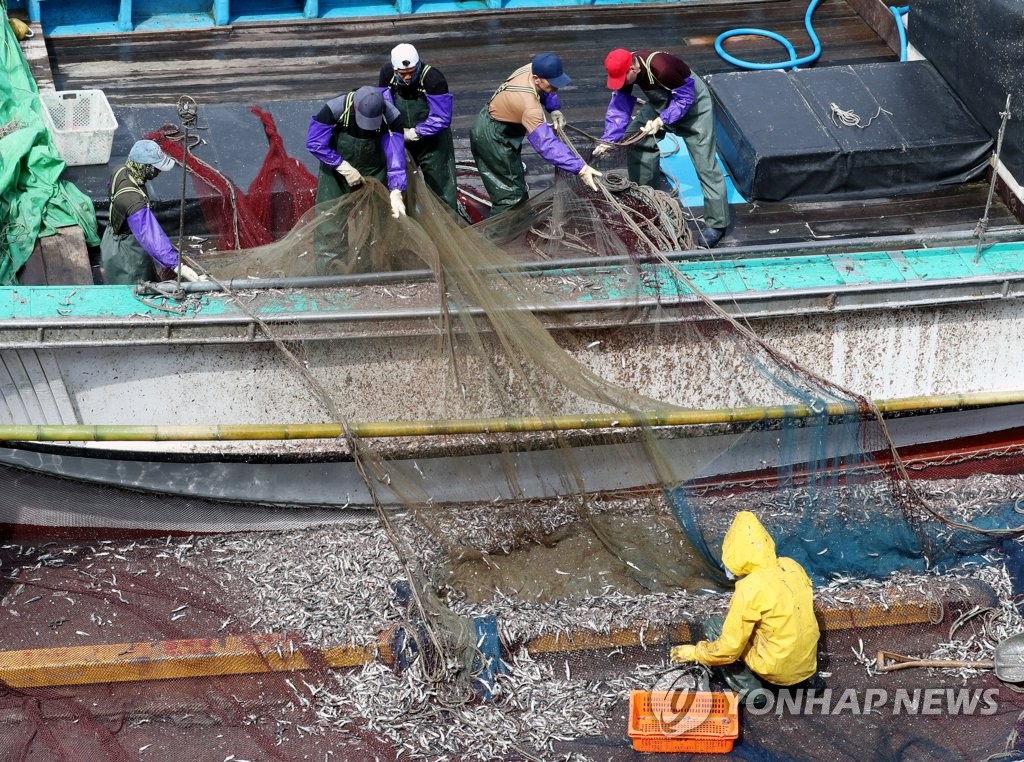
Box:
336 160 364 187
176 263 207 282
403 127 420 142
640 116 665 137
592 143 611 159
578 164 603 192
549 110 566 130
390 189 406 218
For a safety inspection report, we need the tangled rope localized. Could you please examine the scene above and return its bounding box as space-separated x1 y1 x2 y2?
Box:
829 102 893 129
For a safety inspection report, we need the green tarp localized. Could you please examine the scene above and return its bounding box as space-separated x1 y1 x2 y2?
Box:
0 2 99 285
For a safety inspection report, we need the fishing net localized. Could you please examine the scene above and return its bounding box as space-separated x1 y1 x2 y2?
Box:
6 112 1024 760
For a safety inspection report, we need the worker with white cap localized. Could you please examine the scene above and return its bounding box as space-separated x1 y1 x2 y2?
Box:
100 139 204 285
470 53 602 216
378 43 458 213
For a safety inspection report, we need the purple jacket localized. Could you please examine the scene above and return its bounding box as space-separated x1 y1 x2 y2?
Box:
415 93 454 137
601 78 696 141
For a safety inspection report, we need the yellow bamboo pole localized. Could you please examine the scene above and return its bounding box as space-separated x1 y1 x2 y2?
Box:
0 390 1020 443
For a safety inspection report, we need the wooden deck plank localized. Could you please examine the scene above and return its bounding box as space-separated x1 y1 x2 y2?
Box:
16 241 48 286
41 0 1017 251
39 226 94 286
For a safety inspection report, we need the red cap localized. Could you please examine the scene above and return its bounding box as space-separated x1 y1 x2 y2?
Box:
605 48 633 90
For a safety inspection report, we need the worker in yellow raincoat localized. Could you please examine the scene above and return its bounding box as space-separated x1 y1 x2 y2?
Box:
672 511 820 702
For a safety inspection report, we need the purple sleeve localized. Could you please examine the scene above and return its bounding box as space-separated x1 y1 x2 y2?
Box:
539 91 562 112
306 116 342 168
527 122 584 174
382 131 407 191
600 91 638 142
414 93 453 137
659 77 696 126
381 87 396 108
126 207 178 269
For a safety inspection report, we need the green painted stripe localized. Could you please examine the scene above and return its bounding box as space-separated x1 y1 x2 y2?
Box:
1 242 1021 321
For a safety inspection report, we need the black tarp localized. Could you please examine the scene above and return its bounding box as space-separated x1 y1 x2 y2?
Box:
911 0 1024 185
60 100 322 234
707 62 992 202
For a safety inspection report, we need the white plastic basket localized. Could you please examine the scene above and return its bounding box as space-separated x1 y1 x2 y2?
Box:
39 89 119 167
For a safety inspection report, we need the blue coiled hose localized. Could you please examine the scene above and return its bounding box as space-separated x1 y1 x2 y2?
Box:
715 0 911 70
714 0 823 71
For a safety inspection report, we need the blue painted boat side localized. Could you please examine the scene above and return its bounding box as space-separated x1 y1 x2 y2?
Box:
26 0 705 35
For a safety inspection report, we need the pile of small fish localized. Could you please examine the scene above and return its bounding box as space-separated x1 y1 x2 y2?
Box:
177 505 1022 760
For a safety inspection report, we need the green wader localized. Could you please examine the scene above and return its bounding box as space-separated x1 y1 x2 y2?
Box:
701 615 768 704
394 78 458 212
470 107 530 216
628 73 731 230
315 116 389 274
100 221 157 285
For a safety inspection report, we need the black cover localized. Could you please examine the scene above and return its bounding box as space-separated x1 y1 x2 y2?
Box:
61 100 322 234
707 62 993 202
911 0 1024 184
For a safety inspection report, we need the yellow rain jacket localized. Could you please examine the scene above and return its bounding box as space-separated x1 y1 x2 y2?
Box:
693 511 819 685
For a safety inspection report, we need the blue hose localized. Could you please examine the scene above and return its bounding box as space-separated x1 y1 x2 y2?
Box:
714 0 823 71
890 5 910 62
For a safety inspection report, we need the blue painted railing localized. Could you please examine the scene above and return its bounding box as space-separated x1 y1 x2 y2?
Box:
18 0 617 36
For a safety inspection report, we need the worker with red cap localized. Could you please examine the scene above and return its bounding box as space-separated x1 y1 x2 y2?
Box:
595 49 730 248
470 52 602 216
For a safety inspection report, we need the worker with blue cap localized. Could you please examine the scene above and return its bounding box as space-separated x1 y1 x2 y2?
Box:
470 53 602 216
378 43 458 213
100 139 204 285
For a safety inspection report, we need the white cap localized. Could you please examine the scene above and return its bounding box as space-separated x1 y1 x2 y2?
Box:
391 43 420 70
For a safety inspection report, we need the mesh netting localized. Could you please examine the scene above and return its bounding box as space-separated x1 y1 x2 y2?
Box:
5 120 1024 760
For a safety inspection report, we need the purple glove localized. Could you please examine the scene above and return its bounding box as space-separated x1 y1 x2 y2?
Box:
527 122 584 174
413 93 454 137
659 78 696 126
600 91 638 142
383 131 408 191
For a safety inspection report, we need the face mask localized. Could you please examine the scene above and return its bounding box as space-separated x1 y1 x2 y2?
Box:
126 159 157 184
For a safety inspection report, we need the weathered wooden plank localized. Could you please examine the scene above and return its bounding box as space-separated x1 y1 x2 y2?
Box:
39 226 94 286
16 240 48 286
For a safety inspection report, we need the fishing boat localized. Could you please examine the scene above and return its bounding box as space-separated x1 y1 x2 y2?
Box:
2 0 1023 533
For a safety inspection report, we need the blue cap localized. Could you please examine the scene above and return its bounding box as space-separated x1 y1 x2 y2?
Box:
128 139 174 171
353 86 386 131
531 53 571 89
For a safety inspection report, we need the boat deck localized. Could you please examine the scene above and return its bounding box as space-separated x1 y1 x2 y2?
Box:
42 0 1022 254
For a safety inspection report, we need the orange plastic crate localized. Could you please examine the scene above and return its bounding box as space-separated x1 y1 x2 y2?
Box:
628 690 739 754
